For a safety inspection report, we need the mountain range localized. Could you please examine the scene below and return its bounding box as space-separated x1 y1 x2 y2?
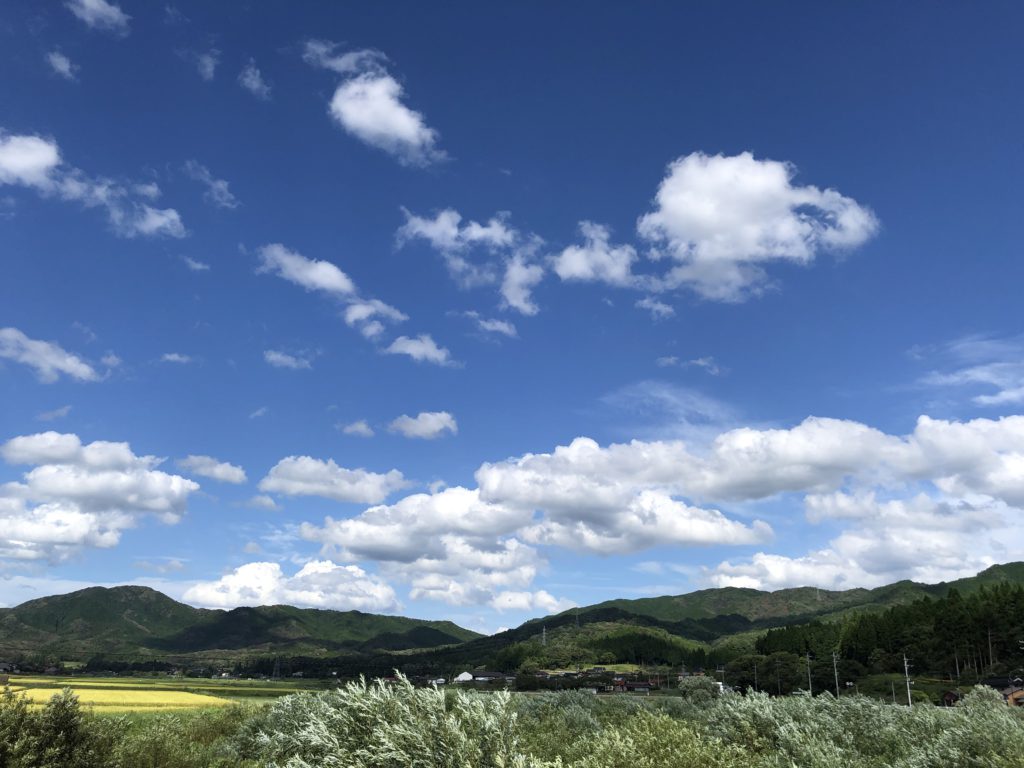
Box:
2 562 1023 667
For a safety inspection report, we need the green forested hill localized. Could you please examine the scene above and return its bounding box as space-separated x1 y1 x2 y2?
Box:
0 585 480 660
2 563 1023 672
572 562 1024 625
379 562 1024 676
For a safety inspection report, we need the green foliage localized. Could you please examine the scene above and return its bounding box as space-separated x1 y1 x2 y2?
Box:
5 680 1024 768
0 686 253 768
759 582 1024 682
572 710 746 768
237 674 525 768
0 687 124 768
110 706 256 768
677 675 720 704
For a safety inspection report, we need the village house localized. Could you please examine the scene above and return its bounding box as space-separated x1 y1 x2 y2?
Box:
471 670 505 683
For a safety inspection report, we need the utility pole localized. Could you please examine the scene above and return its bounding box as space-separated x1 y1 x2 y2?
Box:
753 661 758 692
903 654 913 709
891 680 896 704
832 652 840 698
806 653 813 695
541 624 547 646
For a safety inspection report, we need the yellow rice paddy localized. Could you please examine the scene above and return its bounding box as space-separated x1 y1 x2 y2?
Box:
8 684 231 712
3 675 305 712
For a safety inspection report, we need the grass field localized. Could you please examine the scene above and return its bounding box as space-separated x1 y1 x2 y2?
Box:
4 674 321 712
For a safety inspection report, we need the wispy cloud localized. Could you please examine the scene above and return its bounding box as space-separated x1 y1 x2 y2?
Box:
238 59 271 100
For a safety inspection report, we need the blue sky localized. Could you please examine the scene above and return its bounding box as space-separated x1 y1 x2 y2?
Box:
1 1 1022 633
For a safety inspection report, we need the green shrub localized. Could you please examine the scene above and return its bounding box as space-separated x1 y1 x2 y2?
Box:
111 706 255 768
238 675 527 768
571 710 745 768
0 687 124 768
677 675 721 704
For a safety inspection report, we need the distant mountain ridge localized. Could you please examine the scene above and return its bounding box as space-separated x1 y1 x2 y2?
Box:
0 585 481 660
2 563 1022 666
381 562 1024 672
569 561 1024 626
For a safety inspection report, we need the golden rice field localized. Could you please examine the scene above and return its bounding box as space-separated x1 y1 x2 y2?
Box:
4 674 316 712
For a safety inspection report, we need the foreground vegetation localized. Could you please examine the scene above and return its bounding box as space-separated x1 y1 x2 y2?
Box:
3 676 1022 768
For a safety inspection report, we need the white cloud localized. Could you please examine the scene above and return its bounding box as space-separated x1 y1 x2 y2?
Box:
263 350 312 370
177 455 247 484
101 352 121 368
182 256 210 272
302 487 539 606
134 182 160 200
635 296 675 320
341 420 374 438
304 487 527 563
344 299 407 339
520 489 770 554
259 456 407 504
238 59 271 100
398 208 515 286
465 311 517 338
256 245 431 356
124 205 185 238
294 411 1024 604
37 405 72 422
474 436 772 555
183 560 399 611
0 131 186 238
257 243 356 297
0 431 198 563
245 494 280 511
552 221 637 287
396 207 548 316
637 152 879 301
490 590 575 614
0 133 61 188
304 41 442 165
190 49 220 81
328 75 441 166
399 208 516 253
183 160 239 209
249 406 268 419
302 41 388 76
160 353 192 364
708 492 1017 591
66 0 129 34
46 52 78 81
655 356 679 367
389 411 458 440
920 334 1024 407
501 253 544 316
0 328 99 383
385 334 454 366
686 356 721 375
0 327 99 385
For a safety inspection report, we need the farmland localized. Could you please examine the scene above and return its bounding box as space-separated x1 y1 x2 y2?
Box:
4 674 321 713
